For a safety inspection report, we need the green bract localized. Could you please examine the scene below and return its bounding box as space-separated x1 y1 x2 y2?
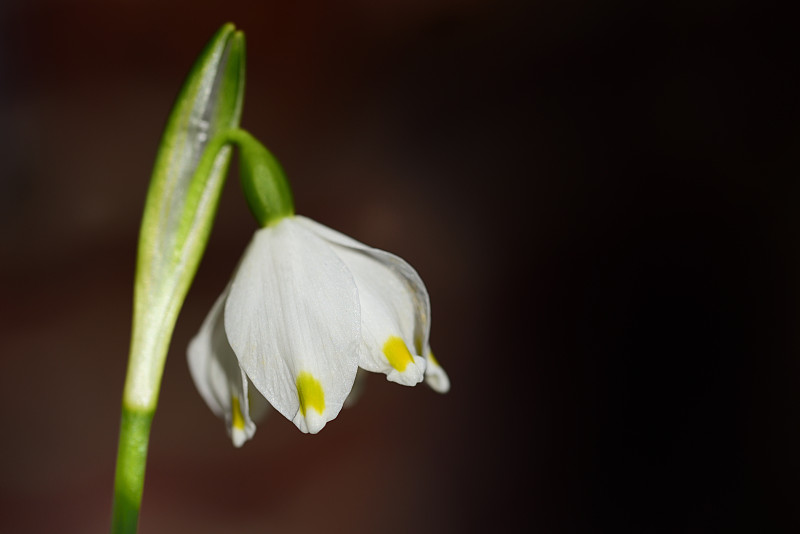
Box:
127 23 245 411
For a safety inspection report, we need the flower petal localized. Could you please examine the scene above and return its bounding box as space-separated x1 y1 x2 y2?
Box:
247 377 272 423
296 216 430 386
343 368 368 409
187 287 259 446
423 348 450 393
224 218 361 434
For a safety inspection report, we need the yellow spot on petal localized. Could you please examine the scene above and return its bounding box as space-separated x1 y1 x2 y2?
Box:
297 372 325 416
231 396 245 430
383 336 415 372
428 350 440 368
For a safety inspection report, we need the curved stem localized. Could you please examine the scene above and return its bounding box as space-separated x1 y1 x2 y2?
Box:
226 128 294 226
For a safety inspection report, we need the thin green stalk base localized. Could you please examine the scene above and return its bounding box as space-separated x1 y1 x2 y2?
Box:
111 407 154 534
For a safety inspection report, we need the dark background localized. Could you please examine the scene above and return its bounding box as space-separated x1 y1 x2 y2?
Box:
1 1 798 532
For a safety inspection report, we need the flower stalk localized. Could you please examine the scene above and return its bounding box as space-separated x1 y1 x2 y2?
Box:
228 128 294 226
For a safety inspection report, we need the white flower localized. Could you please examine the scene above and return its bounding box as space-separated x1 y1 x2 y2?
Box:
188 215 449 444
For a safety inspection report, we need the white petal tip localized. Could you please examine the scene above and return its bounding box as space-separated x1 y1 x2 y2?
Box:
425 352 450 393
231 427 248 447
425 370 450 393
293 410 327 434
228 416 256 447
386 355 427 386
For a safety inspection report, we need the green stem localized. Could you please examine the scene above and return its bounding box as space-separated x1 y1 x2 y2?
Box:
111 407 154 534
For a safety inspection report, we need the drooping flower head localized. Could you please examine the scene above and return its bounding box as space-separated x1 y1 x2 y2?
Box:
188 131 448 444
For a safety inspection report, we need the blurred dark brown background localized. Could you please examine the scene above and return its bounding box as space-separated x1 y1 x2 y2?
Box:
1 1 798 532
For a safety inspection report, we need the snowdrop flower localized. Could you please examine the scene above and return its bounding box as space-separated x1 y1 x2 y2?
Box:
188 131 448 444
